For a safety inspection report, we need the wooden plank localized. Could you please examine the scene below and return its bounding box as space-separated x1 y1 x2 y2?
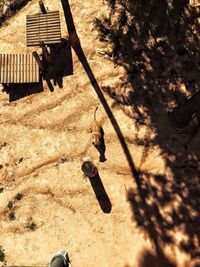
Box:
4 54 8 83
27 17 60 25
27 31 61 36
22 54 24 83
27 27 61 33
9 54 12 83
30 52 33 81
19 54 22 83
27 21 60 29
0 54 4 83
27 38 61 43
32 54 35 82
26 11 59 20
7 54 10 83
4 54 6 83
4 54 7 83
21 54 23 82
28 39 60 45
0 54 2 82
16 54 19 83
27 16 60 23
2 54 5 83
13 54 16 83
6 54 9 83
26 54 29 83
27 34 61 40
27 20 60 27
12 54 15 83
27 41 60 46
24 54 27 83
15 54 18 83
27 26 60 34
36 57 39 82
27 12 59 19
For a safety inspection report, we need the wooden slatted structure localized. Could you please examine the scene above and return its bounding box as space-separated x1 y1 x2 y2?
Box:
26 11 61 46
0 54 40 83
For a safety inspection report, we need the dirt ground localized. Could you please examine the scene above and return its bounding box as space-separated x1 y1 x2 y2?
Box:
0 1 199 267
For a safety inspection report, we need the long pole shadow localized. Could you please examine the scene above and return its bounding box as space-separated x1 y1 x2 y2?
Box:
60 0 169 258
89 172 112 213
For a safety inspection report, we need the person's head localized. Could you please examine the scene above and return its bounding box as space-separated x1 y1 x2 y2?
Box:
50 251 71 267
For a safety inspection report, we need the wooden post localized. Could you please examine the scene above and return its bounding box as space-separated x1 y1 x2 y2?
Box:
39 0 47 14
32 51 45 72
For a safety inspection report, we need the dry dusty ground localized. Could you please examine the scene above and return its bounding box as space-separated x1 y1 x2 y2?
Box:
0 1 199 267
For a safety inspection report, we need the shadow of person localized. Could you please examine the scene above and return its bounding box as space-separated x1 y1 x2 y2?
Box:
88 172 112 213
93 127 107 162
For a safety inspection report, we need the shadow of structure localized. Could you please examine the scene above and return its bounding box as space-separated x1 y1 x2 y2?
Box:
95 0 200 266
2 38 73 100
45 38 73 88
89 172 112 213
38 38 73 92
2 80 44 102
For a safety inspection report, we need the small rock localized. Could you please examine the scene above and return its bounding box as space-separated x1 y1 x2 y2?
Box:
14 193 23 200
7 201 13 210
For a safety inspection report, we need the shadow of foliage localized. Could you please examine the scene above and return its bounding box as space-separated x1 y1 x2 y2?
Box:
95 0 200 265
138 249 176 267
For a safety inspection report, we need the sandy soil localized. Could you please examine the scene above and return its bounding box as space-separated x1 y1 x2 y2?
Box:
0 1 199 267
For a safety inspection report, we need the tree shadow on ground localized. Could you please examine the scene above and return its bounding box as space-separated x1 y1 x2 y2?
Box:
95 0 200 265
138 249 176 267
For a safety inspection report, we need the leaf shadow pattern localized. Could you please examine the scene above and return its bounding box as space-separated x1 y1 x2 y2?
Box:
96 0 200 265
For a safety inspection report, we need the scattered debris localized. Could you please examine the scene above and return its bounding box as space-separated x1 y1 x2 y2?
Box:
14 193 23 200
8 211 15 221
7 201 13 210
25 217 37 231
0 246 5 262
15 157 24 165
